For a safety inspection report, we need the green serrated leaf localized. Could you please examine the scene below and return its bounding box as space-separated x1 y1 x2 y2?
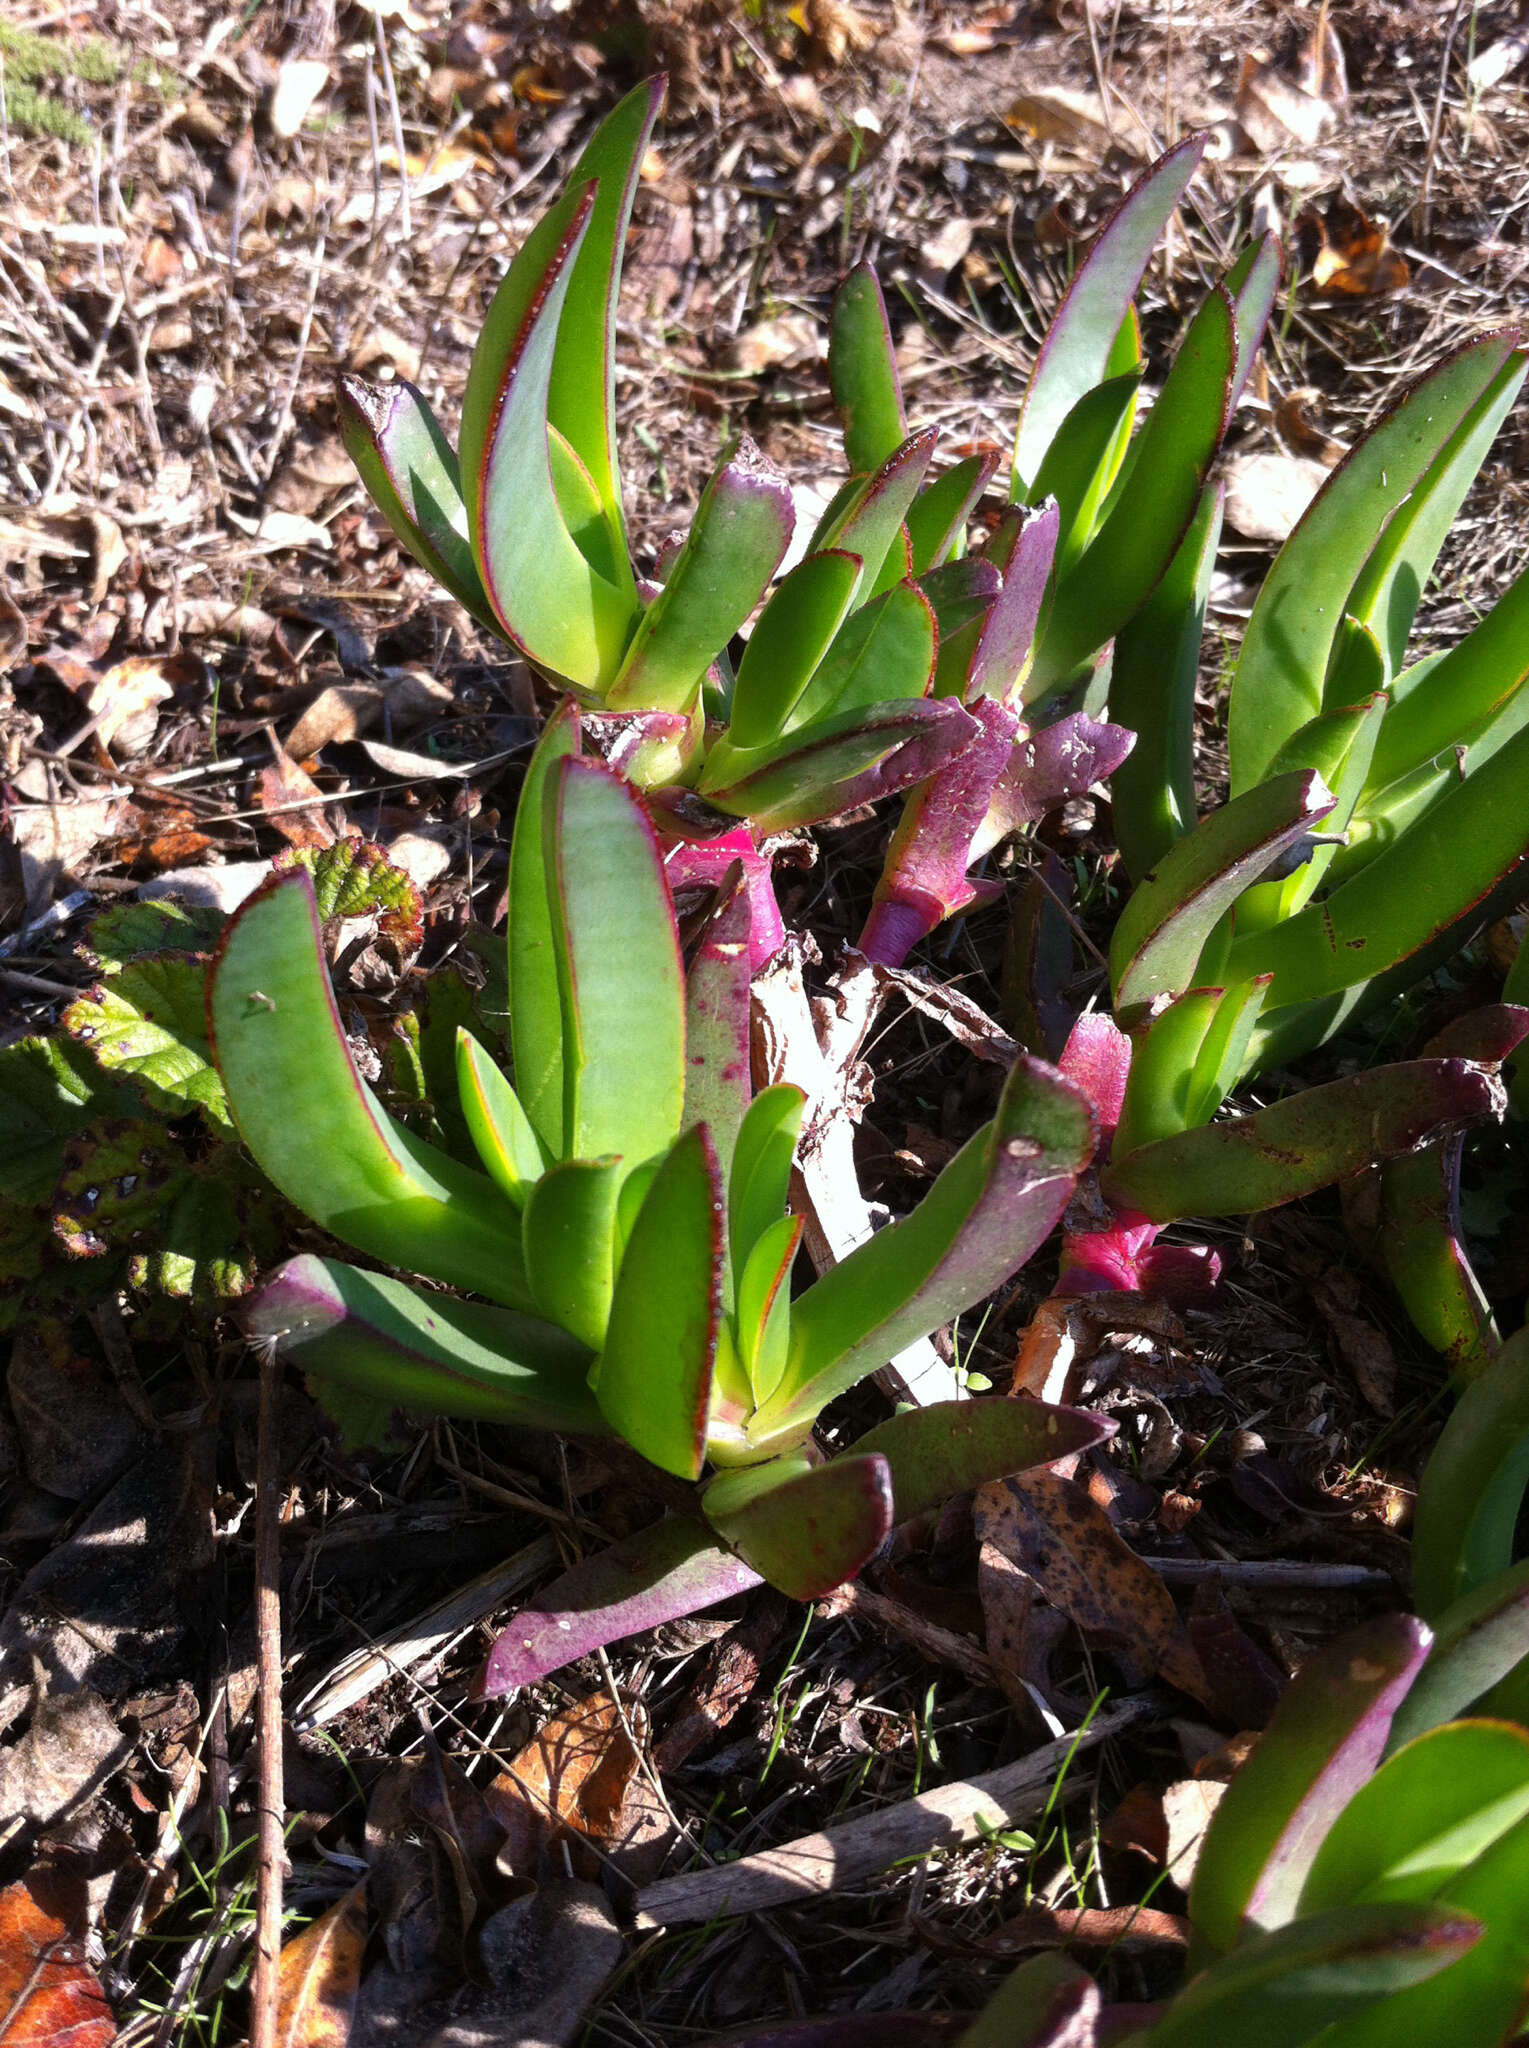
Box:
277 837 422 944
82 898 226 971
51 1116 191 1260
0 1034 133 1204
64 955 229 1126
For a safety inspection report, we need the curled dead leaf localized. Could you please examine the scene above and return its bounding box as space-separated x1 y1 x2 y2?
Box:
276 1883 367 2048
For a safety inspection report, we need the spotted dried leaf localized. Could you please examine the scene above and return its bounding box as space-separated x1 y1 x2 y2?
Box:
975 1470 1212 1707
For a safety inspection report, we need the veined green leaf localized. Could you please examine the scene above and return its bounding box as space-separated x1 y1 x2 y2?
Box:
1226 330 1521 793
595 1124 723 1480
508 703 580 1160
1012 132 1205 493
702 1451 894 1600
1188 1613 1432 1953
727 549 861 749
1108 770 1335 1019
605 435 794 713
546 755 686 1168
1103 1056 1503 1224
759 1056 1095 1437
1341 348 1527 688
545 77 663 552
459 183 635 688
455 1029 547 1207
250 1254 601 1436
1109 478 1224 881
337 376 499 630
64 954 227 1127
829 262 909 474
523 1155 624 1349
208 872 530 1308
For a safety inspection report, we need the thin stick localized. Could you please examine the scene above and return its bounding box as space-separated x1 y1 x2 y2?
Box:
633 1695 1157 1927
250 1341 286 2048
1421 0 1470 240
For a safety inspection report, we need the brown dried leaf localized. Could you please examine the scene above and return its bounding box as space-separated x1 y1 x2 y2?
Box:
1312 1268 1396 1415
1305 197 1409 298
486 1692 644 1872
1236 51 1339 150
976 1470 1213 1707
7 1321 141 1499
0 1690 130 1831
259 748 337 851
276 1883 367 2047
0 1873 115 2045
802 0 880 66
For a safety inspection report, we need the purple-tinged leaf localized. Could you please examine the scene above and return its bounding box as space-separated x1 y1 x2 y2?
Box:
1379 1133 1497 1380
474 1517 762 1698
662 823 787 972
250 1255 602 1437
829 263 908 475
961 1954 1099 2048
1104 1056 1506 1224
1187 1613 1433 1952
861 699 1020 968
1412 1327 1529 1620
1012 133 1207 494
758 1055 1096 1435
849 1396 1113 1525
546 77 664 542
1386 1558 1529 1751
458 184 635 688
683 868 755 1180
207 871 532 1308
699 697 981 833
1057 1215 1221 1302
595 1124 723 1480
975 710 1136 859
813 428 939 601
969 501 1059 706
606 436 795 713
1224 232 1281 415
703 1452 895 1600
336 376 499 632
1109 770 1336 1020
1154 1901 1478 2048
1058 1010 1132 1150
907 451 1001 576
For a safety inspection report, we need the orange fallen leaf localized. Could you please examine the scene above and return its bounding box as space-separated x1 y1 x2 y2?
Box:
486 1691 645 1872
275 1883 367 2048
1306 197 1409 298
0 1874 116 2046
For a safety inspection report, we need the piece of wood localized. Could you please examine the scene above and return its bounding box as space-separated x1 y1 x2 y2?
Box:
633 1696 1158 1927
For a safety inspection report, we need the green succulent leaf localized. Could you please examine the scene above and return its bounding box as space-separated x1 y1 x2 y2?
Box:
1027 371 1141 578
1387 1561 1529 1751
703 1451 895 1600
1298 1720 1529 1915
906 451 1000 577
250 1253 602 1440
594 1123 723 1480
458 181 635 687
682 873 755 1188
1147 1902 1479 2048
847 1396 1112 1525
813 428 938 603
606 435 794 713
828 262 909 475
1412 1329 1529 1620
759 1056 1095 1437
208 870 530 1308
64 954 228 1127
1226 330 1522 793
1012 131 1205 493
961 1955 1097 2048
1233 693 1390 932
546 77 663 550
726 549 862 750
1108 770 1335 1020
728 1082 805 1277
337 374 499 630
1188 1613 1432 1953
455 1029 547 1207
699 696 978 833
545 754 686 1168
1109 478 1224 882
1103 1056 1504 1224
508 702 581 1160
523 1155 623 1349
734 1211 801 1408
